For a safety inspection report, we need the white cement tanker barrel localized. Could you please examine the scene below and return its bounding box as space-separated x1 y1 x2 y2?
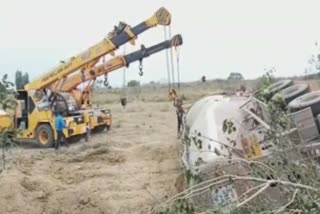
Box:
183 95 249 168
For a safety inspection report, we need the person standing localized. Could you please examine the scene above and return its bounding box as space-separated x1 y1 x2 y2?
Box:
54 111 66 150
169 89 185 138
174 97 185 138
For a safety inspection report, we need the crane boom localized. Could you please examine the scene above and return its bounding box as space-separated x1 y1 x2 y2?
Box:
59 34 183 92
24 7 171 90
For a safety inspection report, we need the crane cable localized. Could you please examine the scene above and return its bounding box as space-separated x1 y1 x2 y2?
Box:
120 44 128 110
164 27 171 89
175 45 181 90
168 25 176 89
164 25 181 90
122 44 127 95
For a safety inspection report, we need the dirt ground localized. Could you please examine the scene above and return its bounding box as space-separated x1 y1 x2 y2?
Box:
0 101 182 214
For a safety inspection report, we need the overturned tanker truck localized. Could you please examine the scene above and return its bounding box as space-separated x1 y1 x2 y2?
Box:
180 79 320 210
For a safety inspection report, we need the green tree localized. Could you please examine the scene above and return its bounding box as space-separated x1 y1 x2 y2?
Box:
227 72 244 80
15 70 29 90
22 72 29 86
0 74 18 169
201 75 206 83
127 80 140 87
15 70 23 90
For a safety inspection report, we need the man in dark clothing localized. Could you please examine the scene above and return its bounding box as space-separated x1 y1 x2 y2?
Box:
54 111 66 150
173 97 185 138
169 88 185 138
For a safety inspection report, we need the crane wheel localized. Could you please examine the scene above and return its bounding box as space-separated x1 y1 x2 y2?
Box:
36 124 54 148
93 125 106 133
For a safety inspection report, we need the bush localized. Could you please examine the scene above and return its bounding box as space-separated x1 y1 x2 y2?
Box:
227 72 244 80
0 74 18 169
201 76 206 83
127 80 140 87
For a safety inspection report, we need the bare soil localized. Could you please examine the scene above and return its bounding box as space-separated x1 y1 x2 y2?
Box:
0 101 181 214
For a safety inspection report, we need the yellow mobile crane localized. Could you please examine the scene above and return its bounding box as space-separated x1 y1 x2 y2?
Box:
51 35 183 132
0 8 171 147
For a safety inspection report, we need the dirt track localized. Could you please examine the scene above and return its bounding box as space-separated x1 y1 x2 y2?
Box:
0 101 181 214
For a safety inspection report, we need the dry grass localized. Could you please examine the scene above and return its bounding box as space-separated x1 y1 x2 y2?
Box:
295 79 320 91
0 100 182 214
92 79 258 106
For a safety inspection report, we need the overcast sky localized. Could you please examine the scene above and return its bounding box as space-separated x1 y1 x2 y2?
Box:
1 0 320 86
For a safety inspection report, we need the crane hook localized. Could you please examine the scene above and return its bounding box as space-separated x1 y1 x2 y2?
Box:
139 59 143 76
103 74 109 87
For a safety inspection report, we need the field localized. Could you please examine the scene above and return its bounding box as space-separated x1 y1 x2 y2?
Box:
0 99 183 214
0 78 318 214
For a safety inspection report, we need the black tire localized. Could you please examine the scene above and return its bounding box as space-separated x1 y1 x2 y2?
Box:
288 90 320 116
35 124 54 148
267 80 293 94
93 125 106 133
273 83 310 104
68 135 82 143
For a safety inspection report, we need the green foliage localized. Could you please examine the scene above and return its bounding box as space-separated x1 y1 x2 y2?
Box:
182 135 191 147
256 69 276 90
15 70 29 90
0 74 16 110
23 72 29 85
254 69 277 103
227 72 244 80
154 198 196 214
304 43 320 78
201 76 207 83
127 80 140 87
15 71 22 90
184 168 202 185
0 74 18 169
231 207 269 214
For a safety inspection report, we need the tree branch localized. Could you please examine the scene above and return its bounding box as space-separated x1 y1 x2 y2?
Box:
275 189 299 214
307 190 320 209
149 174 319 214
237 183 268 201
236 182 270 208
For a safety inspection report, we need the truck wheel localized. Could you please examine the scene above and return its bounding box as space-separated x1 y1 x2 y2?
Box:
267 80 293 94
273 83 310 104
35 124 54 148
288 90 320 116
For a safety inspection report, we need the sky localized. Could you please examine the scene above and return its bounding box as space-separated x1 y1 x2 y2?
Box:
1 0 320 87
